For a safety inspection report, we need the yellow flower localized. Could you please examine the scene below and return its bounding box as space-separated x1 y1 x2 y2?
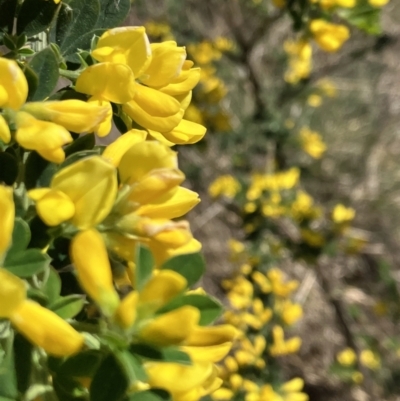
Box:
280 300 303 325
368 0 388 6
0 58 28 110
149 118 207 145
284 39 312 84
92 27 152 77
208 175 241 199
337 348 357 366
332 204 355 224
0 57 110 161
15 111 73 163
336 0 356 7
141 306 200 346
279 378 309 401
29 156 118 229
107 141 199 263
299 127 326 159
235 335 266 368
267 268 298 297
115 269 187 329
22 100 110 134
307 94 322 107
92 27 206 144
71 229 120 316
0 186 14 258
269 325 302 356
123 84 183 132
310 20 350 52
75 62 136 104
212 388 234 400
10 300 84 357
360 349 380 370
0 268 26 318
141 41 186 88
182 324 238 363
0 269 83 356
145 361 221 401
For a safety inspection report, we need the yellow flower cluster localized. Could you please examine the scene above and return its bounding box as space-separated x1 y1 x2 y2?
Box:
284 20 349 83
209 175 242 199
143 20 233 132
0 25 237 401
299 127 327 159
336 347 381 383
0 58 108 162
0 188 84 356
284 40 312 84
211 243 307 401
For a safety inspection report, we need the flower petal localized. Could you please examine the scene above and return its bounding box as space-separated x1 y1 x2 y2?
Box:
51 156 117 229
10 300 84 356
71 229 120 316
0 58 28 109
76 63 136 103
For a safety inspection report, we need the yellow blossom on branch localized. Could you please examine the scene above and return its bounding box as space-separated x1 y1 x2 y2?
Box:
310 19 350 52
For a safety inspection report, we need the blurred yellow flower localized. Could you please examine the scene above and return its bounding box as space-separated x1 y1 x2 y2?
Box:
284 39 312 84
299 127 327 159
332 204 355 224
208 175 241 199
337 347 357 366
310 20 350 52
360 350 381 370
307 94 323 107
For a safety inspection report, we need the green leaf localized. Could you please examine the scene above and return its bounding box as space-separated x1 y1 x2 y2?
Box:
338 5 381 35
41 267 61 304
62 28 105 62
13 334 33 394
129 344 163 360
0 0 17 33
161 348 191 365
65 134 95 157
56 0 100 55
16 0 59 36
129 344 191 365
4 249 51 278
50 295 85 319
128 390 171 401
20 63 38 101
96 0 130 29
0 335 17 399
0 152 18 186
157 294 223 326
135 245 154 291
28 47 59 101
16 34 27 49
115 350 147 386
90 353 129 401
24 150 57 189
18 48 35 56
160 253 205 287
6 218 31 258
58 350 103 378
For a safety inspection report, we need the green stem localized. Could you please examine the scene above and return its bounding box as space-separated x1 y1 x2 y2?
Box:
59 68 81 81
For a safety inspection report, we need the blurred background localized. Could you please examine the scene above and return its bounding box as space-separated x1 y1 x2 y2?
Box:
128 1 400 400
